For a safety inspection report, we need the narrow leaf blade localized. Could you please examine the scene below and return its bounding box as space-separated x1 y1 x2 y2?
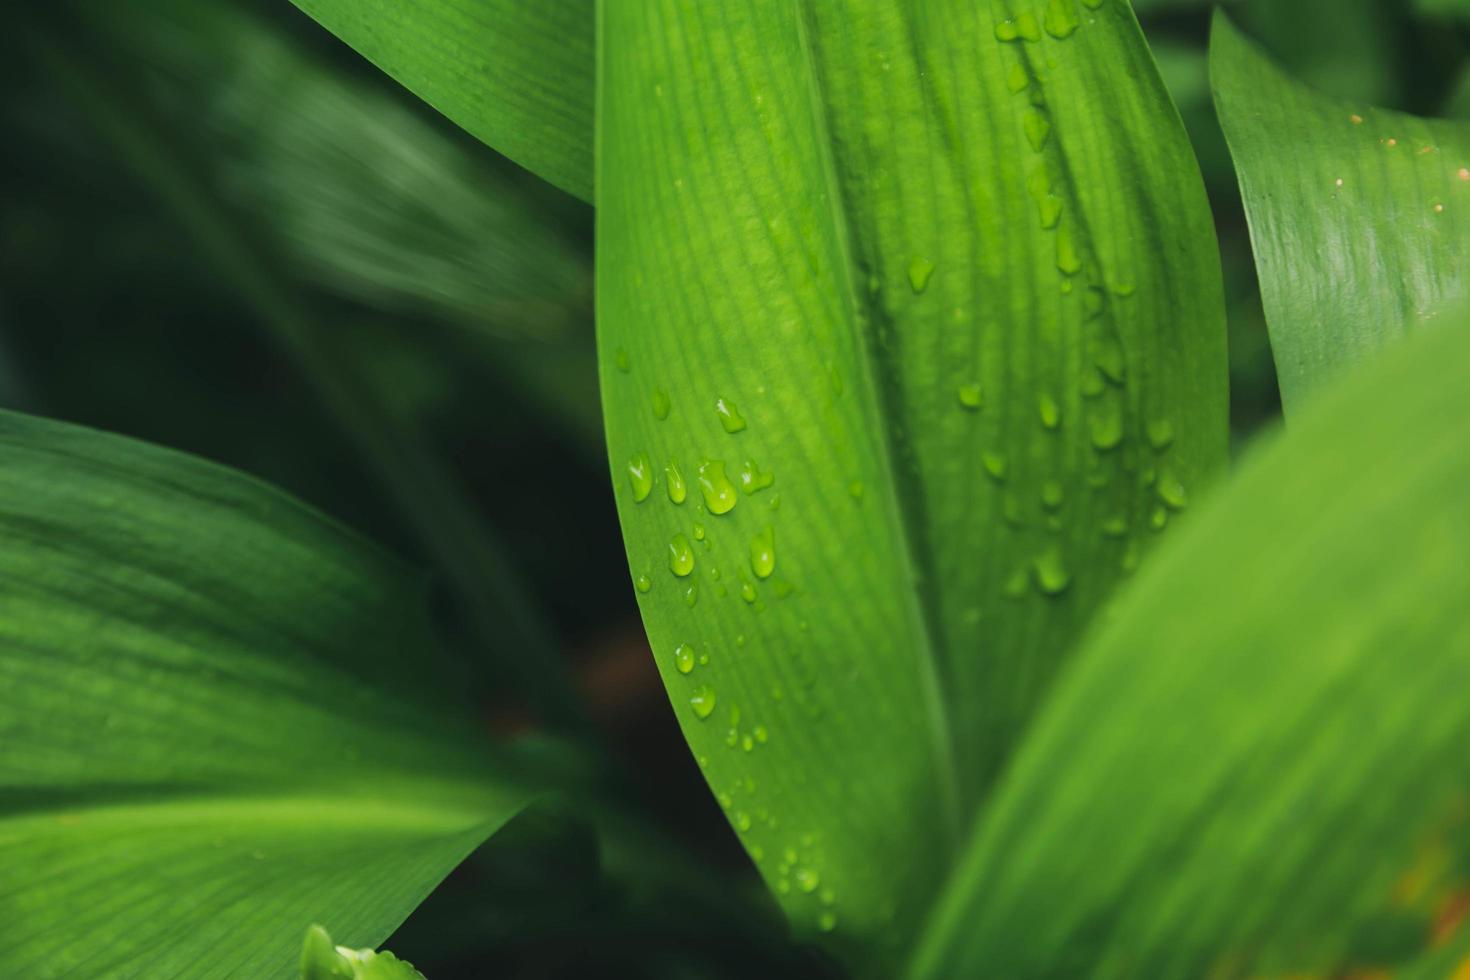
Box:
909 320 1470 978
285 0 593 201
598 0 1225 955
0 413 535 978
1211 11 1470 414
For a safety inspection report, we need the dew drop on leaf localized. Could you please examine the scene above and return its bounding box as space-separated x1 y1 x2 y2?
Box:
628 453 653 502
674 643 695 674
651 387 671 420
1156 470 1188 511
1044 0 1080 39
1023 108 1052 152
635 574 652 593
908 255 936 293
715 397 747 433
957 383 984 411
739 459 775 494
665 461 687 504
1033 546 1072 596
690 685 717 720
669 533 695 577
1146 418 1176 451
750 526 776 579
697 460 739 514
1038 393 1062 430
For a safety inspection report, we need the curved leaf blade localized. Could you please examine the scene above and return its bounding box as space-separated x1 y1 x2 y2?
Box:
285 0 593 201
1211 11 1470 415
909 320 1470 978
598 0 1226 954
0 413 536 978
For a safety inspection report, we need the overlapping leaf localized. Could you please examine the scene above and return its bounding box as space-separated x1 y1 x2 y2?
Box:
1212 12 1470 414
909 320 1470 978
0 412 537 978
598 0 1226 957
285 0 593 201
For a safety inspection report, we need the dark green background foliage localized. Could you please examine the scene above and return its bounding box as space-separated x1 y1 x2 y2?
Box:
3 1 1469 977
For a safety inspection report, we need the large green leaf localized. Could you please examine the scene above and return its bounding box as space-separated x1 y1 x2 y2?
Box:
598 0 1226 956
285 0 593 202
907 319 1470 977
1211 12 1470 415
0 412 537 978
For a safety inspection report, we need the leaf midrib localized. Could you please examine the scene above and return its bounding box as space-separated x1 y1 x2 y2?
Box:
792 4 962 849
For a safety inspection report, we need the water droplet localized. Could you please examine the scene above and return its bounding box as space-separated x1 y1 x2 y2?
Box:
665 461 687 504
741 581 758 603
739 459 775 494
1156 471 1188 511
716 398 747 433
1044 0 1079 38
750 526 776 579
983 452 1009 481
1090 411 1123 451
690 685 717 720
908 256 935 293
796 867 821 893
1041 479 1065 510
736 811 752 831
635 574 652 593
1101 516 1128 538
674 643 695 674
697 460 738 515
651 388 671 420
1150 505 1169 531
848 480 866 500
995 12 1042 41
628 453 653 502
957 383 984 411
1095 339 1127 383
1146 419 1175 450
1007 63 1030 93
669 533 695 577
1023 108 1052 152
1034 547 1072 596
615 347 630 373
693 522 706 541
755 725 768 743
1038 393 1061 430
1056 225 1082 275
684 582 699 606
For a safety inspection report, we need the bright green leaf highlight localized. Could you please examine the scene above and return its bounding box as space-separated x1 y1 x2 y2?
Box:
286 0 593 201
910 320 1470 978
0 412 535 977
598 0 1225 956
1212 12 1470 415
301 925 428 980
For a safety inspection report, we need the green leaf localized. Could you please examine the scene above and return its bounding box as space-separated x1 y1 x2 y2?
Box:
285 0 593 202
597 0 1226 955
907 319 1470 978
301 926 428 980
103 0 593 344
1211 11 1470 415
0 411 537 978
